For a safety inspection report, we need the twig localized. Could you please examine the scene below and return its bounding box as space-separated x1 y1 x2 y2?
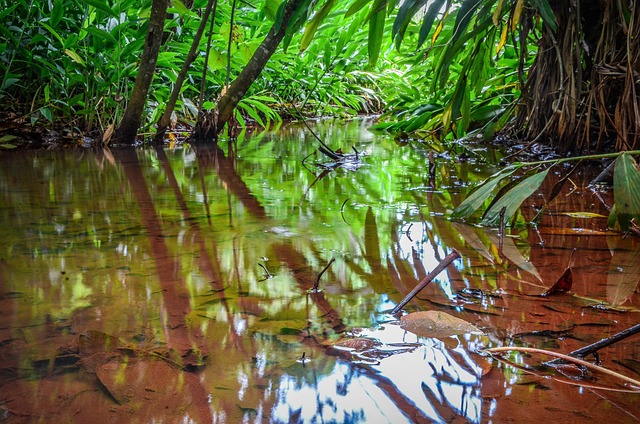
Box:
390 250 461 314
313 258 335 291
548 323 640 365
483 346 640 389
258 263 272 280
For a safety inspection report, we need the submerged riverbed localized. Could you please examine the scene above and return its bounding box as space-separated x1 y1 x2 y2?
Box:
1 120 639 423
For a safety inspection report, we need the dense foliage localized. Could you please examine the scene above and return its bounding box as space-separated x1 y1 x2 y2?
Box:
0 0 638 152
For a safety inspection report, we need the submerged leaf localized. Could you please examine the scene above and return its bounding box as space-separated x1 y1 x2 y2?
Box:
400 311 482 338
607 239 640 306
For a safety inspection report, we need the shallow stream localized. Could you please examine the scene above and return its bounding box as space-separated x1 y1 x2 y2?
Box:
1 119 639 423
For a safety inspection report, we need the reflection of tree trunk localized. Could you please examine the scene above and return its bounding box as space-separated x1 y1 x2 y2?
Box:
190 0 303 141
113 0 168 143
193 143 267 218
114 148 207 356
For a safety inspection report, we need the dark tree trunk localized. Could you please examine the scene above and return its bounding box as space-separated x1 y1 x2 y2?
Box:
113 0 168 143
190 0 303 142
154 0 217 144
515 0 639 153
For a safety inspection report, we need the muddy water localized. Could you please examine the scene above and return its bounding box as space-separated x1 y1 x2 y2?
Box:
0 120 638 423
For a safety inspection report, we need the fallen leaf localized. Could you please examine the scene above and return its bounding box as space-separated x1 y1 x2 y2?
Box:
540 267 573 296
400 311 482 338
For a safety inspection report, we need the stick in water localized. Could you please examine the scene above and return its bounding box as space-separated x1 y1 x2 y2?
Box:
313 258 335 291
391 250 461 314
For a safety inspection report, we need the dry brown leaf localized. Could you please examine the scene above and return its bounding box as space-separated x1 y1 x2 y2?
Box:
400 311 482 338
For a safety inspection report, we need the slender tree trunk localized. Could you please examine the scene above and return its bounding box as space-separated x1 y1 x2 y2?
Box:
191 0 303 142
113 0 168 143
154 0 217 143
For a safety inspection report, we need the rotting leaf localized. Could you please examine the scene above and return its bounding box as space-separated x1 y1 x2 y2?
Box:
540 267 573 296
400 311 482 338
606 239 640 306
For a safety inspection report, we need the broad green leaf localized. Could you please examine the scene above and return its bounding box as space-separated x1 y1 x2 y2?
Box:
452 165 521 219
345 0 372 17
417 0 446 48
301 0 336 51
401 311 482 338
613 153 640 231
169 0 197 17
51 0 64 26
40 107 53 123
264 0 282 21
532 0 557 31
392 0 428 49
481 167 550 227
84 0 118 17
64 49 85 65
367 1 386 67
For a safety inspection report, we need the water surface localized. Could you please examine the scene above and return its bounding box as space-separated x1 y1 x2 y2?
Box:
1 120 639 423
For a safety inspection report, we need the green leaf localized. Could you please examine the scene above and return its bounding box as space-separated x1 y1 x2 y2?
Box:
417 0 446 48
84 0 118 17
481 167 550 227
613 153 640 231
452 165 521 219
345 0 373 17
64 49 85 65
532 0 557 31
264 0 282 21
40 107 53 123
301 0 336 51
51 0 64 26
367 0 386 67
392 0 428 49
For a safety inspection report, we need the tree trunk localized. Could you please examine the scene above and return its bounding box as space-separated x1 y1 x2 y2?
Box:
515 0 639 153
190 0 303 142
113 0 168 144
154 0 217 144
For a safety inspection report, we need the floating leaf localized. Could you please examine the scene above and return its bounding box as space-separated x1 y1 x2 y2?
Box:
540 267 573 296
400 311 482 338
481 167 550 227
613 153 640 231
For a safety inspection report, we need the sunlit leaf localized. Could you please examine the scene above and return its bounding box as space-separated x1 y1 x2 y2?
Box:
562 212 608 219
301 0 336 51
481 167 550 227
345 0 373 17
401 311 482 338
264 0 283 21
417 0 446 48
511 0 524 31
452 164 521 220
367 0 386 67
64 49 85 65
613 153 640 231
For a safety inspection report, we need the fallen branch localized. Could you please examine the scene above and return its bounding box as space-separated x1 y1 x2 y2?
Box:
547 322 640 365
482 346 640 389
313 258 335 291
391 250 461 314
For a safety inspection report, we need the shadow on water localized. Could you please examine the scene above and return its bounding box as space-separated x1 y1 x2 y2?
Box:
0 119 638 423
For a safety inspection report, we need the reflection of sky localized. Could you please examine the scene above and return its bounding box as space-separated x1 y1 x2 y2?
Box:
270 324 482 423
397 220 457 300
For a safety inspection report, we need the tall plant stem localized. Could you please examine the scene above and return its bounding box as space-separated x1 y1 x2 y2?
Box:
154 0 218 143
522 150 640 167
